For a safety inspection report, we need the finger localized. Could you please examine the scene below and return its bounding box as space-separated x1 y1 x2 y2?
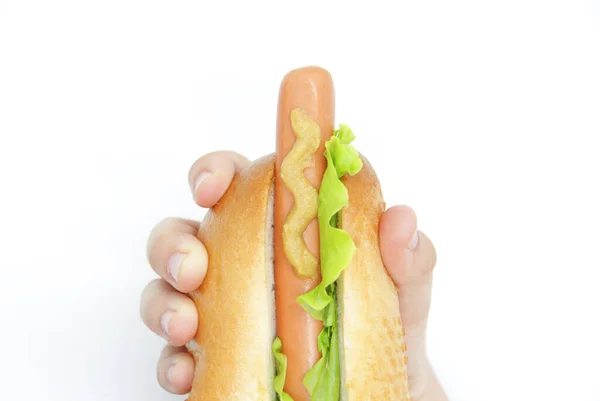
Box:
140 279 198 347
146 217 207 293
188 150 251 207
379 204 437 331
157 345 195 395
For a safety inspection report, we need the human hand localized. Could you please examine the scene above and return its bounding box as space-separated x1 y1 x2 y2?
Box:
140 150 448 401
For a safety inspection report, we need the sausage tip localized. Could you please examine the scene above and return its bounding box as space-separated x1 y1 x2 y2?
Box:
278 66 335 120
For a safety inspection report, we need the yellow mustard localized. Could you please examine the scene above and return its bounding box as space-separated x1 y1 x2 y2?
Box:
280 108 320 278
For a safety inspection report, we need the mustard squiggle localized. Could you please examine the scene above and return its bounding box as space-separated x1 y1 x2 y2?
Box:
280 108 320 278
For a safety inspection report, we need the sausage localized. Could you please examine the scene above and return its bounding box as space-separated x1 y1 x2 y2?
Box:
274 66 335 400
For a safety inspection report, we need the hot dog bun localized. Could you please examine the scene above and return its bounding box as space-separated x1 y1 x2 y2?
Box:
185 66 411 401
186 155 410 401
338 156 410 401
186 154 277 401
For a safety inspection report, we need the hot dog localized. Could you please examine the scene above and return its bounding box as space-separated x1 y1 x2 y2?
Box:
186 66 411 401
274 67 335 400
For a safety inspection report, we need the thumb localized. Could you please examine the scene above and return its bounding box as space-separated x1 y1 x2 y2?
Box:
379 205 438 397
380 205 437 331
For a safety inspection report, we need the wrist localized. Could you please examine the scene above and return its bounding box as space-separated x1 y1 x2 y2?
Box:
411 359 449 401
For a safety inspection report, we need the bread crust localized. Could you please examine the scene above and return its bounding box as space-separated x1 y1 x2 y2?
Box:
186 153 410 401
186 154 277 401
338 155 411 401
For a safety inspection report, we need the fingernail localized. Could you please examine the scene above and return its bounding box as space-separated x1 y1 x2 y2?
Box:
408 230 420 250
161 311 174 336
167 361 177 384
194 171 211 193
167 252 186 281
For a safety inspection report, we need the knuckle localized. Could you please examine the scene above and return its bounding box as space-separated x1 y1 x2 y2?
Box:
147 218 179 258
140 279 170 317
141 278 162 302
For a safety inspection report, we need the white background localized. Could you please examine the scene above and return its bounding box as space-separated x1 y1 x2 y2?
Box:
1 1 600 400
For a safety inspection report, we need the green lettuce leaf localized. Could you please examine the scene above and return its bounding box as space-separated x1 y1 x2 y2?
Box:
302 287 341 401
297 125 363 319
272 337 294 401
296 125 363 401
